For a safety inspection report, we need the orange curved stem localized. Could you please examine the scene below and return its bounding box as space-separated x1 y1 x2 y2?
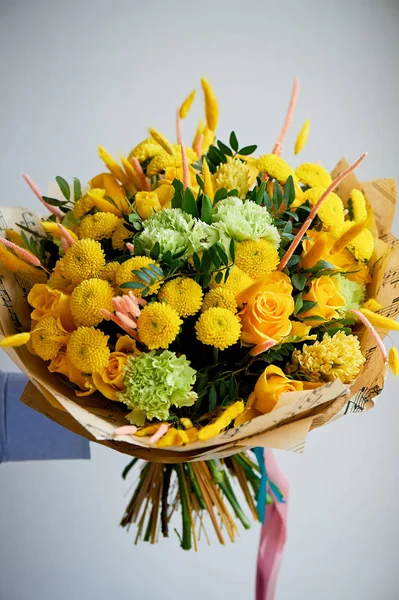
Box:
272 78 300 156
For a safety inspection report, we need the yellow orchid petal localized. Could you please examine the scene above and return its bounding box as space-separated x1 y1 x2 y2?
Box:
388 347 399 376
0 332 31 348
201 78 219 131
148 128 175 156
179 89 196 119
98 146 128 184
294 118 310 155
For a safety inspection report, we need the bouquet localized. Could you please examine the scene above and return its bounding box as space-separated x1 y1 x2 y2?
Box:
1 78 398 556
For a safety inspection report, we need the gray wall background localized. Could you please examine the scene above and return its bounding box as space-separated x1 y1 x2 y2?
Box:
1 0 399 598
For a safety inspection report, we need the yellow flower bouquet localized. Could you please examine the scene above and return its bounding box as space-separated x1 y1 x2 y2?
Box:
1 78 399 553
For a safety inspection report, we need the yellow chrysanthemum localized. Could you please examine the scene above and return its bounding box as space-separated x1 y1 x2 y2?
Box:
115 256 161 297
256 154 296 184
349 189 368 223
318 195 346 234
78 212 120 241
209 265 254 298
347 228 375 261
146 146 198 176
31 316 69 361
70 279 114 327
201 288 237 313
128 138 164 163
213 157 250 199
235 239 279 279
389 347 399 376
137 302 182 350
111 221 131 250
292 331 365 384
195 307 241 350
62 239 105 284
294 118 311 155
158 277 203 317
67 326 110 373
295 163 332 189
100 262 120 287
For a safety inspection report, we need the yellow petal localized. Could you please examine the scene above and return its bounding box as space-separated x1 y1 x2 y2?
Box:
148 128 175 156
294 118 310 155
98 146 128 184
362 298 383 312
201 78 219 131
41 221 78 241
5 229 26 248
198 401 244 440
192 118 205 153
179 89 196 119
0 332 31 347
360 308 399 331
202 158 214 200
389 347 399 375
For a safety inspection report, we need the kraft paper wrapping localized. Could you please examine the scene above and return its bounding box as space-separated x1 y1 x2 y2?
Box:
0 162 398 462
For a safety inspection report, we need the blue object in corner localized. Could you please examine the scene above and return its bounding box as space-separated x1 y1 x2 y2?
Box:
0 372 90 463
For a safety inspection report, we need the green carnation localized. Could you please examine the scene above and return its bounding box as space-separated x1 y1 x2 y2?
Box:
212 197 280 246
137 208 218 260
335 274 366 311
120 350 197 424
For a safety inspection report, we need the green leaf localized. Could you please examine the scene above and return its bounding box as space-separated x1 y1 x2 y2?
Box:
182 188 198 218
230 131 239 152
133 237 145 256
192 252 201 271
56 176 70 201
73 178 82 201
224 267 231 283
120 281 146 289
284 175 295 208
255 180 267 205
112 254 131 263
229 376 238 400
150 241 160 260
214 243 229 266
132 269 152 283
273 180 283 212
41 196 68 207
214 188 228 204
291 273 307 291
141 286 150 297
200 249 212 273
148 263 163 277
172 179 184 209
172 245 189 259
303 260 336 273
163 250 172 264
217 140 233 157
287 254 301 268
297 300 318 315
141 267 159 280
202 273 211 288
238 144 257 156
209 386 218 412
215 271 223 284
229 238 235 263
294 293 303 315
208 245 221 269
201 195 213 224
196 174 205 191
208 145 228 166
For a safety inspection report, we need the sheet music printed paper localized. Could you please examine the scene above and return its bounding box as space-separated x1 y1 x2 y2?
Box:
1 166 398 462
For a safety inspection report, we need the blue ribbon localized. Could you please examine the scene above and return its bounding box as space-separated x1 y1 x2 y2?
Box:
254 447 285 523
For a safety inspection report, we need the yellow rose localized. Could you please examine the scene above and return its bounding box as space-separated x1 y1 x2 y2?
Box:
235 365 304 425
237 272 294 345
89 173 131 213
48 349 90 391
329 248 371 284
300 275 345 323
27 284 75 331
134 191 162 219
92 351 128 401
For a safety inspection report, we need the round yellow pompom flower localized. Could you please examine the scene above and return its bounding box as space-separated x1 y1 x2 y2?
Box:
67 327 110 373
295 163 332 189
195 307 241 350
209 265 254 298
100 262 120 288
31 316 70 361
137 302 182 350
62 239 105 284
112 221 131 250
235 239 279 280
70 279 114 327
347 228 374 262
115 256 161 297
79 212 120 240
201 288 237 313
158 277 203 317
256 154 296 184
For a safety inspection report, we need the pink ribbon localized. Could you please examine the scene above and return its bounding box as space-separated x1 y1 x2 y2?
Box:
256 449 289 600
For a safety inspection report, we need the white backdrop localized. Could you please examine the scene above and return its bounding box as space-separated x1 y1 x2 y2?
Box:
1 1 399 598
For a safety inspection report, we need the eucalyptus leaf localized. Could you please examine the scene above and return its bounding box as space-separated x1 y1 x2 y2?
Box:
56 176 70 201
